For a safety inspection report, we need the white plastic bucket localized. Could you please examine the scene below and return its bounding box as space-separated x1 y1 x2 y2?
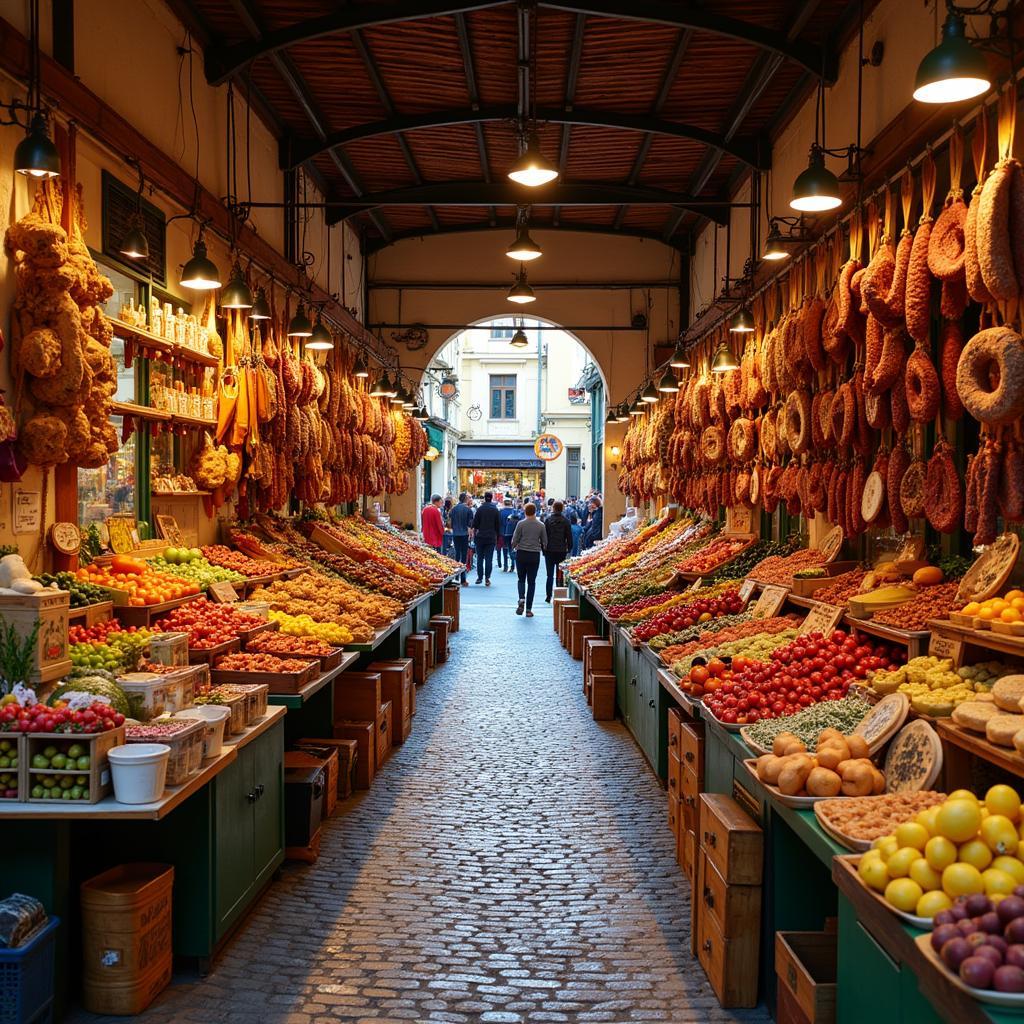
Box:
107 744 170 804
174 706 230 758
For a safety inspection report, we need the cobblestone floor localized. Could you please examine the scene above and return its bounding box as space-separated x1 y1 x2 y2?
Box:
73 570 770 1024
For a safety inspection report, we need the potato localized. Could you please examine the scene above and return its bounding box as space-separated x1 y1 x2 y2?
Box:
806 767 842 798
756 754 777 782
816 741 850 771
846 734 870 760
818 728 844 744
773 732 800 756
871 768 886 794
781 739 808 757
777 764 809 796
840 761 874 797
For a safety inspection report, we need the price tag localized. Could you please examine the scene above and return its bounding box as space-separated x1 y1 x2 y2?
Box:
799 603 844 636
689 577 704 592
725 506 753 535
207 581 239 603
738 579 757 603
928 631 963 667
751 584 788 619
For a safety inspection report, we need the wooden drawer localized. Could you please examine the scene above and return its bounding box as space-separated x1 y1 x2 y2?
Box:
679 720 704 779
696 854 759 1008
682 828 696 887
698 851 761 938
681 764 700 835
699 792 762 886
775 930 837 1024
591 672 615 721
667 751 681 802
584 637 613 678
667 793 680 836
668 706 682 761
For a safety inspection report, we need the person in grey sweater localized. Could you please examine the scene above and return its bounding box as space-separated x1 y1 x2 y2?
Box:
511 503 546 617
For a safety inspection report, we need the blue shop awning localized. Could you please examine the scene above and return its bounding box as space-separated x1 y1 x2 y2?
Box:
456 444 544 469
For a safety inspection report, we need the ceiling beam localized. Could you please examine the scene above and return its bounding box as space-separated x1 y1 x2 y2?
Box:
350 29 439 232
553 12 586 227
614 26 692 230
281 105 766 171
662 0 823 242
324 181 734 222
453 12 495 225
204 0 835 86
362 217 685 255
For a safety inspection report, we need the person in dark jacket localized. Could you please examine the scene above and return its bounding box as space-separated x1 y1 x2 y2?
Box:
542 501 573 603
449 492 475 587
581 496 603 549
471 491 501 585
501 501 524 572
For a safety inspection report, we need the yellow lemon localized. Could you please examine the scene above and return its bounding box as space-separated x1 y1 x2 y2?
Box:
917 807 941 836
986 785 1022 823
1007 590 1024 600
886 847 920 878
895 822 930 851
983 868 1018 895
958 839 993 871
993 856 1024 884
949 790 980 804
916 890 953 919
978 606 998 620
1012 597 1024 611
909 858 943 892
860 858 890 892
943 862 985 898
885 878 924 912
937 799 983 843
981 815 1020 855
874 836 899 859
925 836 958 872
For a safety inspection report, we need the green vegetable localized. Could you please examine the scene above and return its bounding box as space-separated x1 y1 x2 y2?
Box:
0 615 40 696
49 677 131 716
743 696 873 749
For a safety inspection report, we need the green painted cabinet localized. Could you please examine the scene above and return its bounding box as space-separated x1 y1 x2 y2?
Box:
214 723 285 943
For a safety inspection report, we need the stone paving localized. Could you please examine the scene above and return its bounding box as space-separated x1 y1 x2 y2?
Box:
72 571 770 1024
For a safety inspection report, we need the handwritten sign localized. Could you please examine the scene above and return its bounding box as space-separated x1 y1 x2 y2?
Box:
13 490 40 535
156 514 184 547
929 631 964 667
689 577 704 592
738 579 757 603
207 581 239 603
799 603 845 636
751 585 789 619
725 506 754 535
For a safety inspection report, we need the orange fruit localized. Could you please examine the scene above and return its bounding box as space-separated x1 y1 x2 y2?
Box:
978 607 997 620
1001 608 1022 624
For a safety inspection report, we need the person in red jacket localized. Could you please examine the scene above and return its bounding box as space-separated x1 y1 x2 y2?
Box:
421 494 445 552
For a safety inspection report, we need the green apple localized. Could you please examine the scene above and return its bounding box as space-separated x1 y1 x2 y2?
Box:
42 745 57 758
70 786 84 800
30 785 43 799
31 753 49 769
76 756 90 770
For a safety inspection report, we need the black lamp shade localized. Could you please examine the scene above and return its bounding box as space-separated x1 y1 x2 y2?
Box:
250 287 271 320
508 132 559 187
790 147 842 212
220 263 253 310
307 316 334 350
119 222 149 260
657 368 680 393
506 225 543 261
14 114 60 179
729 307 755 333
287 303 313 337
180 236 222 290
913 12 990 103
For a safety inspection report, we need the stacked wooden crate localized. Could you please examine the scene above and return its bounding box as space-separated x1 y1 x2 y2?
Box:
582 637 614 720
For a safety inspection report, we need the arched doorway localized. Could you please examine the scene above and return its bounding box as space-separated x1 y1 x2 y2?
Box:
423 315 608 504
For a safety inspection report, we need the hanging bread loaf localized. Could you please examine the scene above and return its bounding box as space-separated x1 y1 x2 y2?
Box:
785 390 812 454
978 159 1020 302
924 441 963 534
956 326 1024 426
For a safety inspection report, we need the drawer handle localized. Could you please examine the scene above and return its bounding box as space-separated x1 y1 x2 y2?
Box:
630 678 637 687
684 796 694 807
668 776 677 791
669 735 678 747
684 751 694 763
787 964 798 991
705 831 717 847
246 789 257 803
649 699 656 709
703 886 714 908
702 939 712 954
255 783 264 799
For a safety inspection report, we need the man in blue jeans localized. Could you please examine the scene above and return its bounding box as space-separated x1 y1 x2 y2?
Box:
501 500 524 572
449 492 474 587
471 491 501 586
498 499 515 571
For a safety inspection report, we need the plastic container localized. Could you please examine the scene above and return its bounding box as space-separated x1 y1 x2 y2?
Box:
197 688 247 735
124 720 204 786
147 631 189 667
0 916 59 1024
117 674 173 722
215 682 269 725
107 744 170 804
81 864 173 1016
174 705 230 758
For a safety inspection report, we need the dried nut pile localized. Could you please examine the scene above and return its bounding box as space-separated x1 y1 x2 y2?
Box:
815 791 946 842
813 570 869 607
870 582 961 629
748 549 827 585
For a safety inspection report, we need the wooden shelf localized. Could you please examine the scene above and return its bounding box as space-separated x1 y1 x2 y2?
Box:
111 318 219 368
110 401 170 423
929 618 1024 660
152 490 211 497
936 718 1024 780
169 412 217 431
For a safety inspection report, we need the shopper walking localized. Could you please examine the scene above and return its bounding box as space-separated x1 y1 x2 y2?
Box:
502 501 524 573
421 494 445 553
567 507 583 557
471 491 501 586
582 496 604 549
498 499 515 571
511 502 546 617
542 500 573 603
449 492 474 587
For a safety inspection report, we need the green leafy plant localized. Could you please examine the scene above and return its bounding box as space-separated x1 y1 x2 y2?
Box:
0 615 40 696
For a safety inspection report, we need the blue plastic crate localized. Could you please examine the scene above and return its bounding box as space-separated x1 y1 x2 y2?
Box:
0 917 59 1024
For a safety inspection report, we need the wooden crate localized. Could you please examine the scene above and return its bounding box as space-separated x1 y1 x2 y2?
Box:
285 825 321 864
298 737 357 800
210 659 319 695
368 660 414 745
443 585 460 632
680 720 705 783
286 748 339 818
700 852 762 939
0 590 72 686
583 637 612 680
25 726 125 805
682 828 696 886
699 793 763 886
333 671 382 723
428 615 452 663
553 599 577 636
775 930 837 1024
667 793 680 837
377 701 392 766
331 720 375 789
569 619 598 660
0 734 24 802
591 672 616 721
405 634 431 685
696 850 760 1008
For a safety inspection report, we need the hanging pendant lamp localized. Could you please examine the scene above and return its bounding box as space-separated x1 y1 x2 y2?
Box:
712 343 740 373
913 10 990 104
507 267 536 304
657 368 680 393
220 261 253 310
14 112 60 179
287 303 313 338
119 218 149 260
628 397 645 416
510 327 529 348
508 132 558 187
615 403 630 423
180 230 221 290
669 341 690 369
370 373 390 398
307 313 334 350
790 145 842 212
413 404 429 421
641 380 659 403
352 353 370 378
729 306 755 333
249 287 271 320
506 223 543 261
762 222 790 261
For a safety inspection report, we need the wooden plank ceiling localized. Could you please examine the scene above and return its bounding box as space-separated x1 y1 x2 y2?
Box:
176 0 859 252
